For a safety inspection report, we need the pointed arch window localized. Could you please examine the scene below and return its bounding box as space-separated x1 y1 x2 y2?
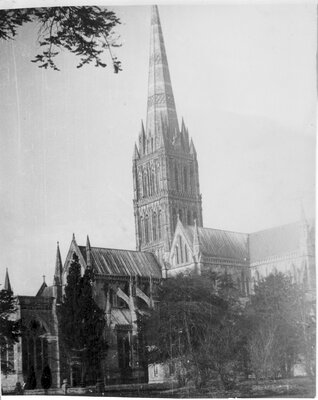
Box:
179 236 183 263
187 210 192 225
175 164 179 191
143 173 147 197
145 215 149 243
184 166 188 192
155 163 160 192
147 167 152 196
151 166 155 195
138 172 143 198
152 212 157 242
179 209 183 223
172 208 177 231
175 245 179 264
190 165 194 191
140 217 144 243
158 211 162 240
184 244 188 262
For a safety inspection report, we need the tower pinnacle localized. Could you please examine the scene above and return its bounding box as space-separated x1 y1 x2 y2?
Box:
4 268 12 292
146 5 179 144
54 241 63 285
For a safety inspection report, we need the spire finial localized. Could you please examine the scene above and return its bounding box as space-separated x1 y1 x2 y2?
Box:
72 233 76 241
43 275 46 283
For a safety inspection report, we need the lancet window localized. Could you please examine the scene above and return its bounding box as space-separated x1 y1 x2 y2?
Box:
187 210 192 225
145 215 149 243
179 236 183 263
190 165 194 191
175 164 179 191
152 212 157 241
158 210 162 239
184 244 188 262
184 166 188 192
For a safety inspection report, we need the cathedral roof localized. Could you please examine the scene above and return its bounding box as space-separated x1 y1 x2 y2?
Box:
249 221 313 262
78 246 162 278
180 219 314 264
182 225 249 261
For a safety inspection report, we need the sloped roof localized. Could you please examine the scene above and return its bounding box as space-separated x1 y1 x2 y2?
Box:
183 225 249 261
78 246 162 278
249 222 302 262
40 286 54 298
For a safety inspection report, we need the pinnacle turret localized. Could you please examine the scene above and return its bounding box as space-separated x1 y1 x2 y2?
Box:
54 241 63 285
189 138 197 157
4 268 12 292
86 235 92 268
133 143 139 160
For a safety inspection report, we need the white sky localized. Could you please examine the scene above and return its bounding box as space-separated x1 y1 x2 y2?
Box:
0 1 316 295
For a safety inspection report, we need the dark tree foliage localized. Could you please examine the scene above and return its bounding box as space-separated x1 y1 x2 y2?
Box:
0 288 21 375
143 272 245 388
247 273 306 380
59 253 107 386
0 6 121 71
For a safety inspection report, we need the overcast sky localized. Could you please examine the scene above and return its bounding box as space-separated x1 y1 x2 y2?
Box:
0 1 316 295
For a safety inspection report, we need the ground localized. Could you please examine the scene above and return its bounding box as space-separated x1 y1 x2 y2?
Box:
3 376 315 397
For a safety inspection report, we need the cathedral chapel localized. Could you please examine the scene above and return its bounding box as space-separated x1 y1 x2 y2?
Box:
1 5 315 392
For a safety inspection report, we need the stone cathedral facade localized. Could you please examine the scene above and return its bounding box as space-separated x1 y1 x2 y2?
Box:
1 5 315 392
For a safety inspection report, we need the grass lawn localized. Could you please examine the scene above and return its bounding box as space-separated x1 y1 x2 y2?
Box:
156 376 315 398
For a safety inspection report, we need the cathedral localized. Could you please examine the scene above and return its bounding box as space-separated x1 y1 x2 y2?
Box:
1 5 315 392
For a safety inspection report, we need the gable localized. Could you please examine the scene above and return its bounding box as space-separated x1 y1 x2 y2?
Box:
169 222 193 267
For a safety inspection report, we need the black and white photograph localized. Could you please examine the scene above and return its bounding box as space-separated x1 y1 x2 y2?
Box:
0 0 316 397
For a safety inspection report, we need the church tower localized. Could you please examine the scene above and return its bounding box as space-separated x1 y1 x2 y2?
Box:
132 5 203 262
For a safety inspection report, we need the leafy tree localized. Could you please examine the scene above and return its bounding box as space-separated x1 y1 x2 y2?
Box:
143 272 245 389
291 283 315 380
0 288 21 375
247 273 303 380
59 252 107 386
0 6 121 71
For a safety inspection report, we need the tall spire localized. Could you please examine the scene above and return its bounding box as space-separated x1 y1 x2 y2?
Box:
4 268 12 292
146 5 179 143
